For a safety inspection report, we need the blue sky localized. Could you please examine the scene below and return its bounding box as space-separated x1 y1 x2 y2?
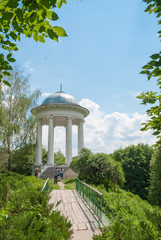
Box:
13 0 160 154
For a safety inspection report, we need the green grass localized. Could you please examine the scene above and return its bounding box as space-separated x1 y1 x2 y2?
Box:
63 178 76 190
49 179 60 190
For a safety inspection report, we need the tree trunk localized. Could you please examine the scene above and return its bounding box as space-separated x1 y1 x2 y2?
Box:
7 137 12 171
7 148 12 171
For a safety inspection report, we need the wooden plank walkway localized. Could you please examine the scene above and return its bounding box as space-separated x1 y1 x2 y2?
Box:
49 187 101 240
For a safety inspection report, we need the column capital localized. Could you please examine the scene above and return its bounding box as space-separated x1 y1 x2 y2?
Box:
67 117 72 125
37 118 42 124
47 115 54 120
79 119 85 124
67 116 72 121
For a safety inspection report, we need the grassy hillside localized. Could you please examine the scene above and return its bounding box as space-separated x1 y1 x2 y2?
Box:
93 185 161 240
0 172 72 240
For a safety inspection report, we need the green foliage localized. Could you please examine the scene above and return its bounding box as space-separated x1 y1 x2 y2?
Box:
54 149 65 165
137 1 161 144
148 147 161 206
112 144 154 199
11 144 36 175
0 0 69 85
42 146 48 165
75 148 125 189
0 146 8 171
93 185 161 240
0 69 40 170
0 172 72 240
70 156 78 172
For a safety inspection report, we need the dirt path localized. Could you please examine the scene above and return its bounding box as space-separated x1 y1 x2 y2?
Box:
58 181 65 190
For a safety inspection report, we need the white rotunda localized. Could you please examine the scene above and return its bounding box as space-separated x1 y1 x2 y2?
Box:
31 89 89 169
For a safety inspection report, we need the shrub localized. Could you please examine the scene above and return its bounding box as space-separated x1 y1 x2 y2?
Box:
70 156 78 172
0 172 72 240
93 185 161 240
54 149 65 165
76 148 125 189
112 144 154 199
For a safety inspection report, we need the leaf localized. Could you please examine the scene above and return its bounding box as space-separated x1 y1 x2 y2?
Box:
52 12 59 21
39 26 46 33
7 53 12 60
3 71 10 76
38 35 45 43
16 8 23 22
29 12 37 23
53 26 67 37
8 58 16 63
6 0 19 8
57 0 62 9
150 53 160 60
47 29 58 41
3 12 14 20
47 11 59 21
3 80 11 87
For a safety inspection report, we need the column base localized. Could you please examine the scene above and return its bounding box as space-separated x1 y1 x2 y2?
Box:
46 162 56 166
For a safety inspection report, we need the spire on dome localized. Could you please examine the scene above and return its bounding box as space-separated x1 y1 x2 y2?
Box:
60 84 62 92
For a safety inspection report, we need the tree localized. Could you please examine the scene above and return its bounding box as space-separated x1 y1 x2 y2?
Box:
0 69 40 170
74 148 125 189
0 0 74 86
136 1 161 204
148 147 161 206
112 144 154 199
0 146 8 171
54 149 65 165
137 1 161 144
11 143 35 175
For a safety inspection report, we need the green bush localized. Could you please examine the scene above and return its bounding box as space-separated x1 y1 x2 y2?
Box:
54 149 65 165
148 147 161 207
75 148 125 189
11 144 35 175
0 172 72 240
70 156 78 172
93 185 161 240
112 144 154 199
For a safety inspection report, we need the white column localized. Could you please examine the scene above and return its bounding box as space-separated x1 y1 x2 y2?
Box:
65 126 68 164
78 119 84 155
35 119 42 165
53 125 55 164
66 117 72 165
47 116 54 165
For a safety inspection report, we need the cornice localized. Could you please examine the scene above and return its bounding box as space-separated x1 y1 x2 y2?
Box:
31 103 89 117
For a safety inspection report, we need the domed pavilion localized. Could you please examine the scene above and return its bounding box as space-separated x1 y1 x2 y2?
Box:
31 88 89 171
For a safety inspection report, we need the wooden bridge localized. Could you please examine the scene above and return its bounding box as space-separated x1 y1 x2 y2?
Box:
47 179 110 240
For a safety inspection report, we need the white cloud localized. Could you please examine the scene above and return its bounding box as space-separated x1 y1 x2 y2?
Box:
127 90 141 98
41 98 156 156
42 92 52 97
80 99 156 153
24 61 34 72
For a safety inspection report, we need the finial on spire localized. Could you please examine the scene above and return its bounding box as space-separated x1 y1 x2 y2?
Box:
60 84 62 92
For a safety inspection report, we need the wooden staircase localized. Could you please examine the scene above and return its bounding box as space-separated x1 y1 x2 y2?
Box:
40 166 78 180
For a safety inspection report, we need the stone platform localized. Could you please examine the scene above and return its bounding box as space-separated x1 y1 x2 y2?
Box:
40 166 78 180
